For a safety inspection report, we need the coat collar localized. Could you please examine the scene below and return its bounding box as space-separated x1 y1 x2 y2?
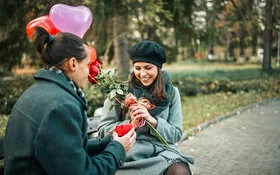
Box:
34 69 88 110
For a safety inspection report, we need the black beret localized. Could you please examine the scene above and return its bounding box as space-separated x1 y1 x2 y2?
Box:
130 40 166 68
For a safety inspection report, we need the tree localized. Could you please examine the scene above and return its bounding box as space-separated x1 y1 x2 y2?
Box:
89 0 173 78
112 0 129 78
165 0 194 60
0 0 31 75
262 0 273 71
87 0 130 78
2 0 279 76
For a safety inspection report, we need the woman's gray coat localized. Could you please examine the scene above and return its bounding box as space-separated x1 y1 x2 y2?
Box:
98 87 194 175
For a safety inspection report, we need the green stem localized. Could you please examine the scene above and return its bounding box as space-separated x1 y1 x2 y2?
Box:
146 121 169 148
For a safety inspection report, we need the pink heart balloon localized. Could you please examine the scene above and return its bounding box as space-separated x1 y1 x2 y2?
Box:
49 4 93 38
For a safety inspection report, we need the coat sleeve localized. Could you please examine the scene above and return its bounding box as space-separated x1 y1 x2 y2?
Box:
33 102 125 175
98 98 130 138
153 87 183 144
87 135 111 156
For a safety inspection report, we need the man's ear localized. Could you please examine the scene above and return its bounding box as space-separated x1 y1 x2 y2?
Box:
67 57 77 72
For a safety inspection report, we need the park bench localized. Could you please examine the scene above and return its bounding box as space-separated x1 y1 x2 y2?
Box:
87 107 103 137
0 108 103 173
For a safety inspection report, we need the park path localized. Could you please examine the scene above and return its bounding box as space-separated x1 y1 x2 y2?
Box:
178 98 280 175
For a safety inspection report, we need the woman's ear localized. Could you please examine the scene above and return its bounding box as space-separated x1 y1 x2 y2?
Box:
68 57 77 72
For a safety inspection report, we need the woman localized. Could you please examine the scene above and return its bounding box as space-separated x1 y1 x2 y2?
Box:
4 27 136 175
98 40 194 175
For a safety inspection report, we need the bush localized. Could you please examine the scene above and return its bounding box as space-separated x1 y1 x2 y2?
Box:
173 77 280 97
172 78 200 96
0 76 105 117
172 69 280 97
83 86 106 117
1 69 279 116
0 76 34 115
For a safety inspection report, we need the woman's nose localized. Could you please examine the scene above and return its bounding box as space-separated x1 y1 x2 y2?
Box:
140 70 147 76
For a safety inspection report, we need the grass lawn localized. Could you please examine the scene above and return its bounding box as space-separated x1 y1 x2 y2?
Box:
181 90 280 132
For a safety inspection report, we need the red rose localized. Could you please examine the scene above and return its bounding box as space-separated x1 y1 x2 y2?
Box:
88 59 102 84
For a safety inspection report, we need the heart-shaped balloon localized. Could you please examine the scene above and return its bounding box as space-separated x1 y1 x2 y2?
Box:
49 4 93 38
26 15 60 39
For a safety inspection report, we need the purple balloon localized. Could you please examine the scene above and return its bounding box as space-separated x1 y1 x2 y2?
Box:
50 4 93 38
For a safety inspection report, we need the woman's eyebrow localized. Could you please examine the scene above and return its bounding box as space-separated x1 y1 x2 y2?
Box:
144 65 153 68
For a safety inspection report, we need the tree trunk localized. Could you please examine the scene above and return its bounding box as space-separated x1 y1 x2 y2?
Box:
239 25 246 57
263 27 272 70
262 0 273 71
229 32 236 61
113 35 129 78
252 23 258 56
250 0 258 56
112 2 129 79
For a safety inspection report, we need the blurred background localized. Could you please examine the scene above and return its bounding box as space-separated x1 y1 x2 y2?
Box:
0 0 280 136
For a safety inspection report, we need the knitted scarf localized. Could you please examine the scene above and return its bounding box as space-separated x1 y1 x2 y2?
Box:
47 66 88 107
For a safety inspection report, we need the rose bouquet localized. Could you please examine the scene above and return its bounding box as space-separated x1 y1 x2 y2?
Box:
88 61 169 148
88 63 128 109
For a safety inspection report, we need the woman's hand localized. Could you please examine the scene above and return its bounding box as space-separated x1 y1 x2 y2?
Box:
130 104 157 128
112 128 136 152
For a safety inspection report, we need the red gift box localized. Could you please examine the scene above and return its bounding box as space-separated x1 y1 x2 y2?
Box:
115 124 133 137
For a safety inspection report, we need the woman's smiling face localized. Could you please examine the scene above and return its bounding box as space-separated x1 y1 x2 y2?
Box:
133 62 158 86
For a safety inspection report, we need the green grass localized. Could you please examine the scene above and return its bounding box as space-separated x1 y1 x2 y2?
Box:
181 90 280 131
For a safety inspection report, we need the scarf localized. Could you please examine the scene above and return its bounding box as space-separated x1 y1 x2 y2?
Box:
128 70 173 116
47 66 88 107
